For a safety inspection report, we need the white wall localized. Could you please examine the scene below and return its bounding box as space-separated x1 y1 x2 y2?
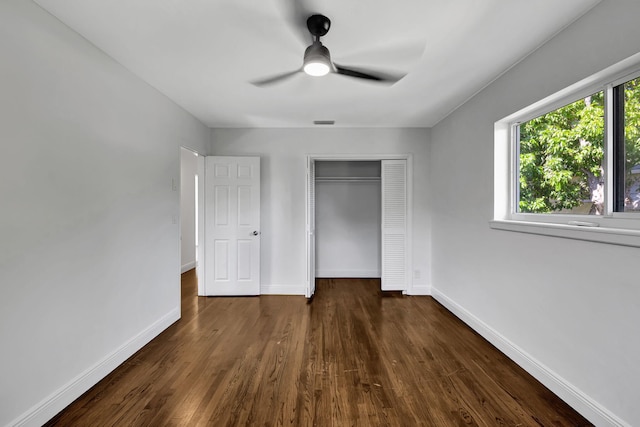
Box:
180 148 198 272
210 128 431 295
0 2 210 426
429 1 640 425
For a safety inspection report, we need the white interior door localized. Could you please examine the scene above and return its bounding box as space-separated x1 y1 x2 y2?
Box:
381 159 407 291
204 156 260 296
306 158 316 298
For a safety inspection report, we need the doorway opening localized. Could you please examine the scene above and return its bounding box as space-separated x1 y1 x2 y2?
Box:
180 147 205 306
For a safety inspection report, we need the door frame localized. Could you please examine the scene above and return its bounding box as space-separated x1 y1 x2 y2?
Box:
305 153 414 296
179 146 206 300
196 154 205 296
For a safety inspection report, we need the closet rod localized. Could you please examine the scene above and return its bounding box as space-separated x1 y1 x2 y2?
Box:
315 177 381 182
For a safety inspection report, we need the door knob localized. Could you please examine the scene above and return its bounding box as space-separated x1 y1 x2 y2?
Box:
252 231 260 236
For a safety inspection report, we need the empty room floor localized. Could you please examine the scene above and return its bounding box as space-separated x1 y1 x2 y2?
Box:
45 274 591 426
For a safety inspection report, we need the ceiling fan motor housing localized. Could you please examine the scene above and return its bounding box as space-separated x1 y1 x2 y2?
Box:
307 14 331 38
304 42 331 64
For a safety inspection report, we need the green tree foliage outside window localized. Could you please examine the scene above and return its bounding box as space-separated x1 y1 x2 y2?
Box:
622 78 640 211
518 78 640 214
519 92 605 214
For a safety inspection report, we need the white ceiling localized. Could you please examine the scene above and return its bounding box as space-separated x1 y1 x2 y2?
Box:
34 0 600 128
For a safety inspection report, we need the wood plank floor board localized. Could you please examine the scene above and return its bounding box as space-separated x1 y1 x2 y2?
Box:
44 274 592 426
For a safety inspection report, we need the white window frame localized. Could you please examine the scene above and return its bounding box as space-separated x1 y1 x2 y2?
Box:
491 52 640 247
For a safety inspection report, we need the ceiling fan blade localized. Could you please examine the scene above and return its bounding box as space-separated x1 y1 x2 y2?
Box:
334 64 406 84
338 40 426 69
251 70 301 87
277 0 317 45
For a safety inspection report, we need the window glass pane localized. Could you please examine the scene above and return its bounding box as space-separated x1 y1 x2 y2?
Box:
518 91 605 215
620 77 640 212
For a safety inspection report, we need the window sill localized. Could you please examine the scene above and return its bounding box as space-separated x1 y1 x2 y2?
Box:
489 219 640 248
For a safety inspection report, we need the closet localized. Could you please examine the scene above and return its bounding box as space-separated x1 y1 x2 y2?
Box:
315 161 382 278
306 157 408 297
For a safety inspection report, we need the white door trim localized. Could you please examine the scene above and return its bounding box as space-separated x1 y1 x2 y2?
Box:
179 146 207 300
305 154 413 294
305 157 316 298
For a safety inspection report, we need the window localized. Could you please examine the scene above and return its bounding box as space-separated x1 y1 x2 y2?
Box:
492 53 640 246
518 91 605 216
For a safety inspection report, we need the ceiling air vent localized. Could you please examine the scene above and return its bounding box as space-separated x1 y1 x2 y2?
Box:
313 120 335 125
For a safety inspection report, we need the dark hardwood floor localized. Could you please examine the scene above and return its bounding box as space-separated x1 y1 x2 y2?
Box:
45 273 591 426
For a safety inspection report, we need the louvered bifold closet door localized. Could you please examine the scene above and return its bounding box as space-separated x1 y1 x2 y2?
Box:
381 159 407 291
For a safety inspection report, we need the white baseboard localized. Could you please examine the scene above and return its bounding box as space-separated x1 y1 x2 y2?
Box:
10 308 181 427
260 284 306 295
181 261 196 273
431 287 630 427
259 281 430 296
315 269 381 278
407 283 431 295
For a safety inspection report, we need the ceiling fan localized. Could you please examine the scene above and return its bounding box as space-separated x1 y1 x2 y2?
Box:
252 13 407 86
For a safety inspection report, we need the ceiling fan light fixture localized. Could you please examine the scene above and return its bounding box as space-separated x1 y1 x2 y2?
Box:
304 61 330 77
303 42 331 77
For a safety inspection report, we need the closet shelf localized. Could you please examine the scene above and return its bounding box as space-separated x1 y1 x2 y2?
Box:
315 176 381 182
